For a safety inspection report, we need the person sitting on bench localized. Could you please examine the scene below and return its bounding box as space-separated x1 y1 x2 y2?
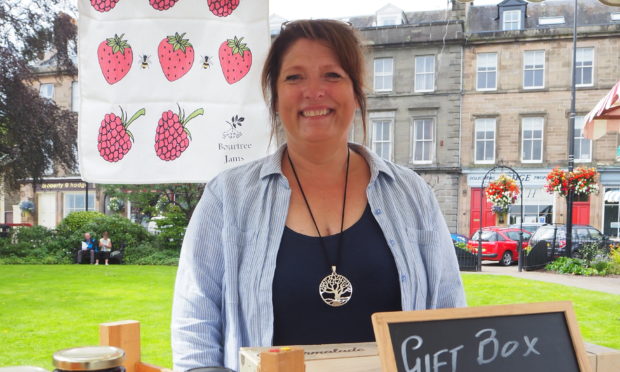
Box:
77 232 97 264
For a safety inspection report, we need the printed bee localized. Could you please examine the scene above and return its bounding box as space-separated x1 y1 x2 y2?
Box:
139 54 151 69
202 56 212 69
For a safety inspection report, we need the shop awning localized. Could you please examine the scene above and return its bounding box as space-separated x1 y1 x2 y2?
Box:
604 190 620 203
583 79 620 140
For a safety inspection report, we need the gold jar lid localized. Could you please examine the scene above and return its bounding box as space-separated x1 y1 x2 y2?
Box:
52 346 125 371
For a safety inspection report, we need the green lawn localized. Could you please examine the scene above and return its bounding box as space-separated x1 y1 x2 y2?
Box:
0 266 618 370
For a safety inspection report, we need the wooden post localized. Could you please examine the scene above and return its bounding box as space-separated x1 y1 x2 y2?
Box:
259 347 305 372
99 320 141 372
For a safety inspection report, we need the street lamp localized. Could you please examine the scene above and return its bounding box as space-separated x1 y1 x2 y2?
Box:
565 0 578 257
524 0 578 257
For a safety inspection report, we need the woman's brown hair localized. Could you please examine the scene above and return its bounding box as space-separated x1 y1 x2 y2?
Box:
261 19 367 142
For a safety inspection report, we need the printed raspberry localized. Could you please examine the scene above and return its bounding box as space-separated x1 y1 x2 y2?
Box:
97 108 146 163
207 0 240 17
154 106 204 161
149 0 179 11
91 0 120 12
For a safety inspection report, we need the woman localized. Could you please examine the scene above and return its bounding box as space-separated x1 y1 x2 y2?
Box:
171 19 465 371
97 231 112 265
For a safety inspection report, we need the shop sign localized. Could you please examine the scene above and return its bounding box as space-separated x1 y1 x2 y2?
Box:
467 171 548 187
35 181 91 192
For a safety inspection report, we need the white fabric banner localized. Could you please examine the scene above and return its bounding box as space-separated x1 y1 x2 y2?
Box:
78 0 273 183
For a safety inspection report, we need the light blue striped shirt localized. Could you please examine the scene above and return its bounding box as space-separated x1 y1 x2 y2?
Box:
171 143 466 371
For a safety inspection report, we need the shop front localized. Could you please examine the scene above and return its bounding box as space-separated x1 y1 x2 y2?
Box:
462 169 557 236
19 178 97 228
599 166 620 240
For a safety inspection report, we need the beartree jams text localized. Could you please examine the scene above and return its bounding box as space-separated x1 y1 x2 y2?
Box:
218 142 252 164
400 328 541 372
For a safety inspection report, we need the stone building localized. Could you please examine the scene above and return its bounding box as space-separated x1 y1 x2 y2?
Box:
458 0 620 236
16 55 99 228
348 2 467 231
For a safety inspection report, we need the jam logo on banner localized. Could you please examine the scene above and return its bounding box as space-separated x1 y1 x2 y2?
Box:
79 0 272 183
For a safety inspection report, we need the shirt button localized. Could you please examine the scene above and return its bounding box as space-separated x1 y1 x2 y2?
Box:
389 239 396 246
374 208 383 215
400 275 407 283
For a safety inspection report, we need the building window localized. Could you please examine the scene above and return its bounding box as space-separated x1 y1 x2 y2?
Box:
611 12 620 22
412 118 434 164
474 118 495 164
39 83 54 100
476 53 497 91
508 188 553 225
604 188 620 239
523 50 545 89
377 15 399 26
575 47 594 87
63 192 95 217
521 117 544 163
371 115 393 161
374 58 393 92
574 116 592 162
414 55 435 92
503 10 521 31
538 16 565 25
71 81 80 112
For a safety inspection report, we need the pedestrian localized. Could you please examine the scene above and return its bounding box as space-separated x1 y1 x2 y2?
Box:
77 232 97 264
171 19 465 371
97 231 112 265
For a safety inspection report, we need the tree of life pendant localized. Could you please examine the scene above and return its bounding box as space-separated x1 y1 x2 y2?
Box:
319 266 353 307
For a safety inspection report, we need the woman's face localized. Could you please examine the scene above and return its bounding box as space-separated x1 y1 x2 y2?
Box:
276 38 357 145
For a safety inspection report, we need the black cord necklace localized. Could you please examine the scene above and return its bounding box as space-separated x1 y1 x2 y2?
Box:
287 147 353 307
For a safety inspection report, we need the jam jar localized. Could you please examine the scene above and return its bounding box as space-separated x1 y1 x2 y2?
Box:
52 346 125 372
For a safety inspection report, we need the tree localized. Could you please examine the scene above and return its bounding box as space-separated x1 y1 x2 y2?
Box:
0 1 78 191
102 183 206 222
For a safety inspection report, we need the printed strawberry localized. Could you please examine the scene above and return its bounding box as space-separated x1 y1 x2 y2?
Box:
154 106 204 161
207 0 240 17
219 36 252 84
97 34 133 85
91 0 120 12
97 107 146 163
149 0 180 10
158 32 195 82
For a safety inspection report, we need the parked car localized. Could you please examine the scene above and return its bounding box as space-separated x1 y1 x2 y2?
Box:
450 233 468 245
528 224 608 258
508 222 547 234
467 227 531 266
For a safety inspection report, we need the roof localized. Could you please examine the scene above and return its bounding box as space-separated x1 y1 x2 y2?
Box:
468 0 619 34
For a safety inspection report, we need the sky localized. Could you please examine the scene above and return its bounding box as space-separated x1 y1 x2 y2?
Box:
268 0 502 20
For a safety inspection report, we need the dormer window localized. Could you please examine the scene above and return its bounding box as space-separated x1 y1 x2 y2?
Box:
375 4 405 27
503 10 521 30
497 0 527 31
377 15 399 26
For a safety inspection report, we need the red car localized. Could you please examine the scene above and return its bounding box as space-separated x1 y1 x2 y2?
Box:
467 227 531 266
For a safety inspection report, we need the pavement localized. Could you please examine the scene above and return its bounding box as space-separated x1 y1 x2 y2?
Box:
469 263 620 295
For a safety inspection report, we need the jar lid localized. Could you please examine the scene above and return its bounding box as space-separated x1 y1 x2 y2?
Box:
52 346 125 371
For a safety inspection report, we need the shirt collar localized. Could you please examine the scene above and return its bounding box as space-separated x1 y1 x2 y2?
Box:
258 142 396 182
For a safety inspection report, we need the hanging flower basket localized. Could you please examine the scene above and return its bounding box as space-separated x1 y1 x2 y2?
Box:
571 167 599 196
107 197 124 212
544 167 599 197
19 200 35 214
485 174 520 215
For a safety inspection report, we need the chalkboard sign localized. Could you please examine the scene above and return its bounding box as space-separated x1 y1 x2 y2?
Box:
372 301 591 372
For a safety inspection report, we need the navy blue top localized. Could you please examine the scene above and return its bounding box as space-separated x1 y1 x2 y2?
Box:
272 204 402 345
